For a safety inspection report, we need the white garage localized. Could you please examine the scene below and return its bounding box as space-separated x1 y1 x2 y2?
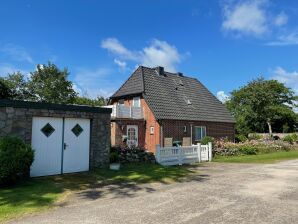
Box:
30 117 90 177
1 99 112 176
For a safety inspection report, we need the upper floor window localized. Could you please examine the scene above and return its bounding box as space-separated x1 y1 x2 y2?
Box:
133 97 140 107
118 99 124 105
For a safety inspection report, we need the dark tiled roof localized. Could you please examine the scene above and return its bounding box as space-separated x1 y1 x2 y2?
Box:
111 66 235 123
111 66 144 98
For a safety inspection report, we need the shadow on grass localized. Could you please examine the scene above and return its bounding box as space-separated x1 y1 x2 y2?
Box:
74 163 209 201
0 163 209 221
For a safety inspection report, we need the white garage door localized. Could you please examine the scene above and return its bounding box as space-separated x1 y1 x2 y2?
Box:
30 117 90 177
63 118 90 174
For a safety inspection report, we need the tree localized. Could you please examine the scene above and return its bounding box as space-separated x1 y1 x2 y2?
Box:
226 78 298 136
27 62 77 104
74 96 107 106
0 78 12 99
0 72 30 100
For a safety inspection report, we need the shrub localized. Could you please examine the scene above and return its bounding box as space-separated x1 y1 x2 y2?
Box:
236 134 247 143
283 134 298 144
238 145 258 155
0 137 34 186
201 136 215 145
110 151 120 163
248 133 262 141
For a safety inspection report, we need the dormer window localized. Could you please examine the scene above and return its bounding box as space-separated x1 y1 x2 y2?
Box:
133 97 140 107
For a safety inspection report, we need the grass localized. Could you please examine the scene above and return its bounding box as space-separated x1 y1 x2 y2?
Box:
0 163 197 222
213 150 298 164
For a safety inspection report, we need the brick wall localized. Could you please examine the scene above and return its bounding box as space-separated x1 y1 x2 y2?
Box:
111 119 146 148
110 96 160 152
160 120 235 145
142 98 160 152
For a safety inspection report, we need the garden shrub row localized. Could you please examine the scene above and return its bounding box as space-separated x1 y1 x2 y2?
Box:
213 138 297 157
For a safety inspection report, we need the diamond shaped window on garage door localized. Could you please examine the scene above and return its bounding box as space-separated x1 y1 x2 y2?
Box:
72 124 83 137
41 123 55 137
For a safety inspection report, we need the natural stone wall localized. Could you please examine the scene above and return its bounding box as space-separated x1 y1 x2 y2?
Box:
0 106 111 168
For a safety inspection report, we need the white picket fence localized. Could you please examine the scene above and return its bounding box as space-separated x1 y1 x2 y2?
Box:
155 143 212 166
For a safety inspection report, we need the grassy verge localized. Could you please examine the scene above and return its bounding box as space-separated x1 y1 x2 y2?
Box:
0 163 197 222
213 150 298 164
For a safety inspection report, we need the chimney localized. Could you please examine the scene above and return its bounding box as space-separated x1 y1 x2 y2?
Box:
177 72 183 77
156 66 164 76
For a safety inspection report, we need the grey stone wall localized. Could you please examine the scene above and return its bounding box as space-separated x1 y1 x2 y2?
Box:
0 106 111 168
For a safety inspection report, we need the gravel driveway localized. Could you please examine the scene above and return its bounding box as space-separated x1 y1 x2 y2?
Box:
10 160 298 224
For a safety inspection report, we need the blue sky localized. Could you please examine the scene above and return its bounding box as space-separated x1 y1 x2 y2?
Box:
0 0 298 100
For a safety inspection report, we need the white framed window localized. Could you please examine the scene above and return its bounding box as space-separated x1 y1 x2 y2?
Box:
183 126 187 133
133 97 140 107
194 126 206 141
150 126 154 135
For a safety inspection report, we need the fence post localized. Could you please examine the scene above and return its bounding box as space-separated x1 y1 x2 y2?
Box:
156 145 161 163
178 147 183 165
197 143 201 163
208 142 212 162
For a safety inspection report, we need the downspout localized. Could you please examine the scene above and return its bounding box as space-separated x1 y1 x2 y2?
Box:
159 120 163 147
190 123 193 145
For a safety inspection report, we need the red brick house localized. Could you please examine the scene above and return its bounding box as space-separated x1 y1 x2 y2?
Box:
108 66 235 152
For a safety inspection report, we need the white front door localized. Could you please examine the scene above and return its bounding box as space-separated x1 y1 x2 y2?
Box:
63 118 90 173
31 117 63 177
30 117 90 177
127 125 138 147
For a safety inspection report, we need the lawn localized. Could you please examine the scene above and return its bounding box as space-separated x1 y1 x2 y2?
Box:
0 163 197 222
213 150 298 163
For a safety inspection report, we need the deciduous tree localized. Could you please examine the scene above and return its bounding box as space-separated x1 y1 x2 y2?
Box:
226 78 297 135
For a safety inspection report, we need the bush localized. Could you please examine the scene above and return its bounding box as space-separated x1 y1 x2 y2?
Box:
110 151 120 163
238 145 258 155
283 134 298 144
248 133 262 141
201 136 215 145
236 134 248 143
0 137 34 186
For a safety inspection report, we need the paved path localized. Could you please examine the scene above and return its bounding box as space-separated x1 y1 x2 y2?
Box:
10 160 298 224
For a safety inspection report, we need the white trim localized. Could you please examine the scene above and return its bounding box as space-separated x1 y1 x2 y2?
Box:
150 126 154 135
127 125 138 147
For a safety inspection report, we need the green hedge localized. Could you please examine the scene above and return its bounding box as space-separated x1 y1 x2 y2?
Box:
0 137 34 186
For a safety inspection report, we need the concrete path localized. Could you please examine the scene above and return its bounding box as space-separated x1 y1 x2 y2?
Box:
9 160 298 224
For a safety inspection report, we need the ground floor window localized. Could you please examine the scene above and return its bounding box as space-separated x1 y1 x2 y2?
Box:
194 126 206 141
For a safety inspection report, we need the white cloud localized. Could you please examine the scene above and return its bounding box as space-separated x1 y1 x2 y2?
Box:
141 39 181 72
266 32 298 46
222 0 268 36
274 12 288 26
73 67 117 98
101 38 137 60
114 59 127 70
217 91 230 103
101 38 182 72
0 43 34 64
271 67 298 94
